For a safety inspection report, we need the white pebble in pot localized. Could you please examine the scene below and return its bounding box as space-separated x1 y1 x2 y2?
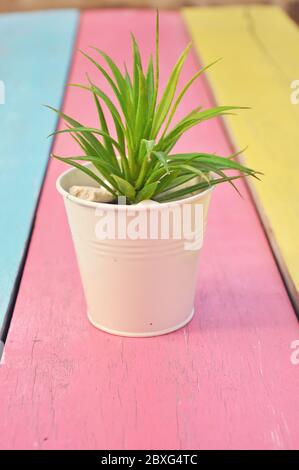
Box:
69 185 115 203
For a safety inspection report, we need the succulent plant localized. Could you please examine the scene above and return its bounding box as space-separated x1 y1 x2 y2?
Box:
48 11 260 204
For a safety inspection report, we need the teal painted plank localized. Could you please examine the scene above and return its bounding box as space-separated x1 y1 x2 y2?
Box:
0 9 79 334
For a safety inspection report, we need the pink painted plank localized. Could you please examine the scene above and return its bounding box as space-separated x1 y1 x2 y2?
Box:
0 10 298 450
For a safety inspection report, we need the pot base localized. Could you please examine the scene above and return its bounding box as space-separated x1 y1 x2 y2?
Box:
87 308 195 337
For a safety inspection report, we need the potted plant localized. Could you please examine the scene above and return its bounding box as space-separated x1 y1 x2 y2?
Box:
49 12 260 337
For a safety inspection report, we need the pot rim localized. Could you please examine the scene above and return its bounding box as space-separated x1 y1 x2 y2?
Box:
56 163 215 211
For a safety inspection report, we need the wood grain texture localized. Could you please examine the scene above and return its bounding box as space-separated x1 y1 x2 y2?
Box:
0 9 78 335
0 9 298 450
183 5 299 314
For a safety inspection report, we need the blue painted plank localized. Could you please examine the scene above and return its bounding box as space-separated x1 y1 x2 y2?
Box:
0 9 79 334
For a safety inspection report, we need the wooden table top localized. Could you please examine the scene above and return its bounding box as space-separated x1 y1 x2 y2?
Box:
0 7 298 450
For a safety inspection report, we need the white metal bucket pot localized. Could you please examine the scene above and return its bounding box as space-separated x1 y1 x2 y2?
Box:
56 165 213 337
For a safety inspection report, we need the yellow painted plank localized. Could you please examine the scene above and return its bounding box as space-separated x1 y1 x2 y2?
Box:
183 5 299 312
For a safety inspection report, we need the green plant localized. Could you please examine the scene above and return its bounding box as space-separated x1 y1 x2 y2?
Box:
48 11 260 204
